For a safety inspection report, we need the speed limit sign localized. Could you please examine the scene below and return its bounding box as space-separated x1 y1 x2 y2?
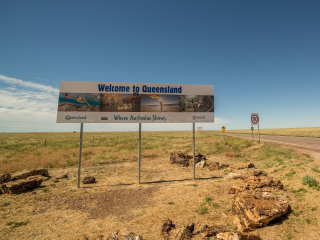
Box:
251 113 259 125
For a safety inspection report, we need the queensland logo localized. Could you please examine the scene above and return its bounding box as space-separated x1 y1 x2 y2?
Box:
65 115 87 121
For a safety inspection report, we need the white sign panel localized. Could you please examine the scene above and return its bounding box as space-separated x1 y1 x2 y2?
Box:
251 113 259 125
56 82 214 123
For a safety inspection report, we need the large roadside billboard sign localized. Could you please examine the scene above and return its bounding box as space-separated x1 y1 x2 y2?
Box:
56 82 214 123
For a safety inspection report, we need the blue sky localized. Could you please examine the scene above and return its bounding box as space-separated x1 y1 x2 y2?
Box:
1 0 319 132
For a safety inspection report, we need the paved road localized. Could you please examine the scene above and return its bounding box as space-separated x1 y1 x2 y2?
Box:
210 132 320 152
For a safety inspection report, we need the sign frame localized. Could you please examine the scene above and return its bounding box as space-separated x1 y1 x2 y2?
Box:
56 81 214 124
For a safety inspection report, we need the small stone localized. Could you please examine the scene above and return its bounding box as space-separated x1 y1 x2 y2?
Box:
56 174 68 179
196 160 206 168
82 176 96 184
238 163 255 169
209 162 220 170
0 173 11 184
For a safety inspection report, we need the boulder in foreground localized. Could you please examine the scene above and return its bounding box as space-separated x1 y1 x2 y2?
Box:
11 168 49 181
82 176 96 184
0 173 11 184
232 191 289 231
1 176 42 194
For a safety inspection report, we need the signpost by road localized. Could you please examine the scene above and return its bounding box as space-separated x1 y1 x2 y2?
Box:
251 113 260 143
222 126 226 133
57 81 214 187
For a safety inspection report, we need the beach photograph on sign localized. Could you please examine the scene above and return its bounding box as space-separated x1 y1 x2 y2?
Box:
140 94 179 112
57 93 100 112
100 93 141 112
179 95 214 112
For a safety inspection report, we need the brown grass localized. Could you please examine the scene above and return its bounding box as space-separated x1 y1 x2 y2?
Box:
0 132 320 239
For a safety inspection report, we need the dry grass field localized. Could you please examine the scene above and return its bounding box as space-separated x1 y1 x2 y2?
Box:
211 127 320 138
1 131 320 239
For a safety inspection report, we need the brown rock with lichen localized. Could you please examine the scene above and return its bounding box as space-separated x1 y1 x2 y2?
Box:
209 162 220 170
232 191 289 231
82 176 96 184
237 163 255 169
227 168 263 180
0 173 11 184
229 175 284 194
11 169 49 181
161 219 176 238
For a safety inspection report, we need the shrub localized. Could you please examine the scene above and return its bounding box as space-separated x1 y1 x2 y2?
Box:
2 202 10 207
7 220 29 228
194 204 208 215
302 175 318 187
205 196 212 204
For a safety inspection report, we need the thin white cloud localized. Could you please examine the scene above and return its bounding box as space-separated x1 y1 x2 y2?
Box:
0 74 231 132
0 90 57 109
0 74 59 93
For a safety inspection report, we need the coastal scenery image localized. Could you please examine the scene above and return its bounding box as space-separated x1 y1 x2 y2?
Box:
58 93 100 112
179 95 214 112
100 93 141 112
140 94 179 112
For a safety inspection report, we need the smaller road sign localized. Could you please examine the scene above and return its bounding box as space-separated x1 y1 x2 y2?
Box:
251 113 259 125
222 126 226 133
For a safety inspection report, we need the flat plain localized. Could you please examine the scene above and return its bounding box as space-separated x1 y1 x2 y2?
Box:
210 127 320 138
0 131 320 239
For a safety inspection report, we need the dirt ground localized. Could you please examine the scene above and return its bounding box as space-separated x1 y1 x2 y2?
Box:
1 146 320 240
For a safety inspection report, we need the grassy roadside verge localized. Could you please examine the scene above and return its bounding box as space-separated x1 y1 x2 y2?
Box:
0 131 320 239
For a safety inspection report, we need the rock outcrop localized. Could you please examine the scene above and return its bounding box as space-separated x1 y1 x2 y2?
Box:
232 191 289 231
201 224 261 239
229 175 284 194
227 168 262 180
1 176 42 194
11 169 49 181
161 220 262 240
170 151 207 167
0 173 11 184
208 162 229 171
161 219 176 238
237 163 255 169
227 164 289 231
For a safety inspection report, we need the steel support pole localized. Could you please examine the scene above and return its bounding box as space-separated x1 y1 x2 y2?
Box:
251 126 254 144
258 125 260 143
138 123 141 184
77 123 84 188
193 122 195 180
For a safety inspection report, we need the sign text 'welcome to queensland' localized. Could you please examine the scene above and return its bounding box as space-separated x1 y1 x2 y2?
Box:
98 84 182 94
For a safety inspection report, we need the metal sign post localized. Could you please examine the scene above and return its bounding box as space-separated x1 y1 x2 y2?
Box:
138 123 141 184
77 123 84 188
56 82 214 186
251 113 259 144
251 126 254 143
193 122 195 180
